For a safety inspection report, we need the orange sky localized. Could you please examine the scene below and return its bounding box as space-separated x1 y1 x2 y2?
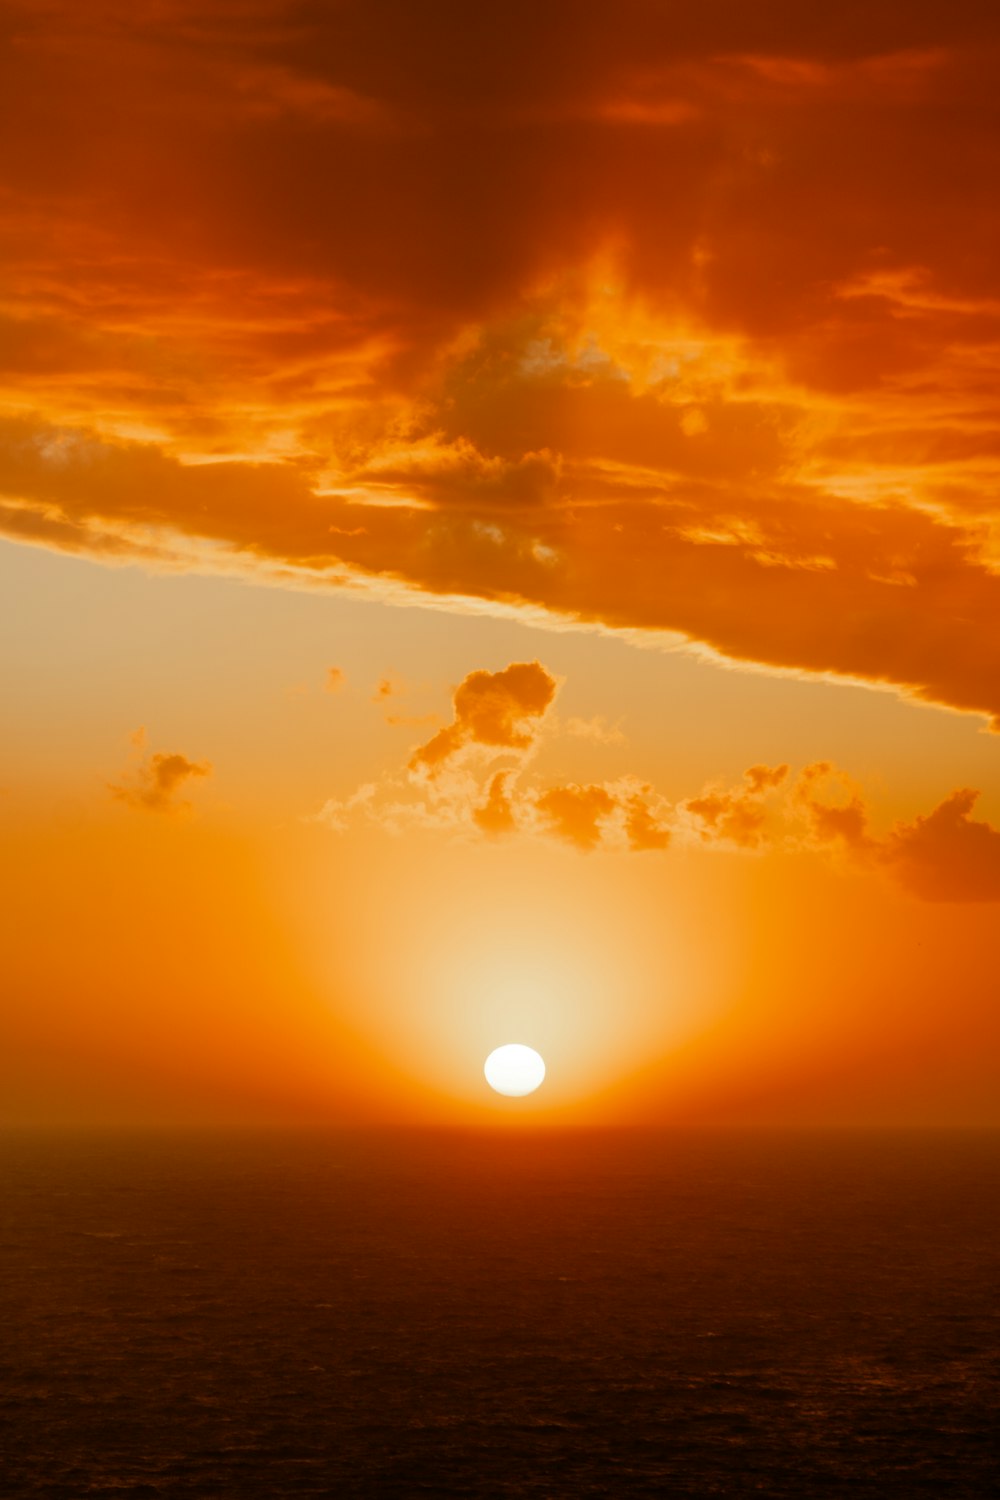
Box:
2 0 1000 1126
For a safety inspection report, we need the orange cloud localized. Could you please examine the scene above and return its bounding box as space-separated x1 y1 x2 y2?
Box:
792 762 875 854
535 784 618 853
5 4 1000 726
315 658 1000 896
686 790 768 849
885 790 1000 903
367 672 437 727
790 766 1000 903
109 743 211 814
745 764 790 794
685 763 789 848
408 661 557 777
623 791 671 852
473 771 518 839
565 715 626 746
325 666 346 692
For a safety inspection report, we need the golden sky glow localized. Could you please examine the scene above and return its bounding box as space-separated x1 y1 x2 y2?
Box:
3 1 1000 1125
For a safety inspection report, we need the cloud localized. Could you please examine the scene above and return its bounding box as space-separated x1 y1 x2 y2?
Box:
473 771 519 839
313 655 1000 897
686 789 767 849
359 439 561 511
623 790 671 852
313 781 378 834
745 763 790 794
565 715 626 745
792 762 875 853
325 666 346 692
475 771 670 853
884 789 1000 903
534 783 618 853
3 6 1000 724
109 741 211 813
408 661 557 777
791 766 1000 902
367 671 437 727
685 763 788 848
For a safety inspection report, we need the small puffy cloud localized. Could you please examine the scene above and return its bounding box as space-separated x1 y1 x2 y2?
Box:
885 789 1000 902
534 783 617 853
409 660 557 777
372 673 401 703
685 762 788 848
109 740 211 814
313 782 378 833
311 657 1000 898
686 789 766 848
325 666 346 692
745 763 789 794
792 761 874 852
476 771 669 853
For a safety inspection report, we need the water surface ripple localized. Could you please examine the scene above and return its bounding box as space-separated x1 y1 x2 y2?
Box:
2 1129 998 1497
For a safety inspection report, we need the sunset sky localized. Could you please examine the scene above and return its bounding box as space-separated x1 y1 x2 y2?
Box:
3 0 1000 1126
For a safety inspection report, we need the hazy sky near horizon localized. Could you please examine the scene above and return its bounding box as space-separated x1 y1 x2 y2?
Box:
3 0 1000 1125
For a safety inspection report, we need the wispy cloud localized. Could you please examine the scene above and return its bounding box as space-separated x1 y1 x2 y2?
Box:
109 732 211 814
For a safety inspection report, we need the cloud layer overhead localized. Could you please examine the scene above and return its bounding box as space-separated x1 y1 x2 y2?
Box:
4 2 1000 724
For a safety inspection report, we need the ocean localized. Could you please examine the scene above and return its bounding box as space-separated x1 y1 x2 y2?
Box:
1 1128 998 1497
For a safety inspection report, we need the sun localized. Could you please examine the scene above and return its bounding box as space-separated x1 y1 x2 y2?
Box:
484 1044 546 1097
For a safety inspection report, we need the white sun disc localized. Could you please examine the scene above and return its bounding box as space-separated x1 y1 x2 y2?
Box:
484 1044 546 1097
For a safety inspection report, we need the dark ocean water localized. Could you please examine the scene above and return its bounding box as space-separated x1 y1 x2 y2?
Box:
1 1129 998 1498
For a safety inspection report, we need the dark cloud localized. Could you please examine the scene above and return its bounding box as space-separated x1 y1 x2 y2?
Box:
4 4 1000 722
5 411 1000 730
